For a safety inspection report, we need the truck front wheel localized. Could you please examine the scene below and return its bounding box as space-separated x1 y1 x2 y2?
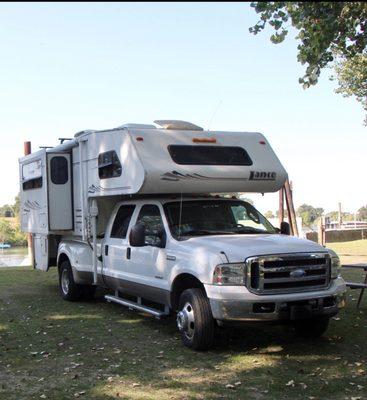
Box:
292 316 330 339
177 288 214 350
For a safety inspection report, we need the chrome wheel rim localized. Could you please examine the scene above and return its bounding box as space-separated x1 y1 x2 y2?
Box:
61 269 69 295
177 302 195 340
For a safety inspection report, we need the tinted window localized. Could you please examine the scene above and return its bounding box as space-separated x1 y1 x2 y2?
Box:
98 151 122 179
164 200 276 238
51 156 68 185
111 205 136 239
136 205 164 246
22 160 43 191
23 177 43 191
168 145 253 166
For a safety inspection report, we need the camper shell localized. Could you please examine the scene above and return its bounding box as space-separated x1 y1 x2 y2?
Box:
19 121 346 350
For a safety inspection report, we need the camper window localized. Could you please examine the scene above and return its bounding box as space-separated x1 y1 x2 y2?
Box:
168 145 253 166
51 156 68 185
111 205 136 239
98 151 122 179
22 160 43 191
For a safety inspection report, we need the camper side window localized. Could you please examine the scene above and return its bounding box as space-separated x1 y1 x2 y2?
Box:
22 160 43 191
98 151 122 179
51 156 68 185
111 205 136 239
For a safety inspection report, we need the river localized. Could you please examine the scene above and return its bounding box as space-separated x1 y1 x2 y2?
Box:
0 247 31 267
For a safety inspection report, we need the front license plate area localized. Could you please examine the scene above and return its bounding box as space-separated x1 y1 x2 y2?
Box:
290 304 312 320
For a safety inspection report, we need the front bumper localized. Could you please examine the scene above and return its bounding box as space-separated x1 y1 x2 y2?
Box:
206 277 346 322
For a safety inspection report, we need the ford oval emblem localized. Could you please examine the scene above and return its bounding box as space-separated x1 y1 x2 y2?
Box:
290 269 306 278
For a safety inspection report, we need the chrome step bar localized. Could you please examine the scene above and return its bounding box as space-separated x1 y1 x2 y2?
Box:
105 294 170 319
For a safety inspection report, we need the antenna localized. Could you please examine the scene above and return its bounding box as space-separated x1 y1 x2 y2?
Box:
178 191 183 239
207 100 223 131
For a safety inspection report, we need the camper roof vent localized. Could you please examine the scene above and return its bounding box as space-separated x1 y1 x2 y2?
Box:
154 120 203 131
117 123 157 130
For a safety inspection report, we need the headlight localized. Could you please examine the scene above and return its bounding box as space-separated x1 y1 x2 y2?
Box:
331 256 341 279
213 263 246 285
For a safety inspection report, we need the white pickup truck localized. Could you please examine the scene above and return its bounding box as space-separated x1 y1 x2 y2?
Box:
58 196 346 350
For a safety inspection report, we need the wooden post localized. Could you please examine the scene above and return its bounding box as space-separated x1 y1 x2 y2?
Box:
318 217 325 246
24 141 34 266
278 187 285 226
284 179 299 237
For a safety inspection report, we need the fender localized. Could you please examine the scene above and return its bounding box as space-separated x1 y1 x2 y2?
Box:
57 240 93 284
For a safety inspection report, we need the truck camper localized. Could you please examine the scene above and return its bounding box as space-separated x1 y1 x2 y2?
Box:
19 120 346 350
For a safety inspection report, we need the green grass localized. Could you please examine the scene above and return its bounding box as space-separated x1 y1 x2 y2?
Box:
0 267 366 400
327 239 367 257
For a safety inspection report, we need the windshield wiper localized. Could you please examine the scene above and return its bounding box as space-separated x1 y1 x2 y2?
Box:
233 226 271 234
181 229 235 236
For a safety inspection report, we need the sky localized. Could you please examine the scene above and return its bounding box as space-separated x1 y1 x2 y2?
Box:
0 2 366 215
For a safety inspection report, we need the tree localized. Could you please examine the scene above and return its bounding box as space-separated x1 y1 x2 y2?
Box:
297 204 324 226
357 206 367 221
249 2 367 122
265 210 275 219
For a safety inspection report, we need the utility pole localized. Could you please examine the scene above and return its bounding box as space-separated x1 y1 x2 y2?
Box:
338 202 342 229
24 141 33 266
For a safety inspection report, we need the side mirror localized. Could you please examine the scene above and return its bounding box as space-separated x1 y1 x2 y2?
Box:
129 223 146 247
280 221 291 235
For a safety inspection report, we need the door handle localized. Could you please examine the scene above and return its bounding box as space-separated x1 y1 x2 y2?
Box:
105 245 109 256
126 247 131 260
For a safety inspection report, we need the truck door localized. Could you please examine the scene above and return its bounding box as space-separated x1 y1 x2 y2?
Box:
127 204 168 292
103 204 136 285
47 153 73 231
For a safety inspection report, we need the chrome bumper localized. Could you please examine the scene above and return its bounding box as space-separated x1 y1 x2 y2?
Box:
206 278 346 322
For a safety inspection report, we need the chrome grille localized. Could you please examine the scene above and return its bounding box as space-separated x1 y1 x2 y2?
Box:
246 253 331 295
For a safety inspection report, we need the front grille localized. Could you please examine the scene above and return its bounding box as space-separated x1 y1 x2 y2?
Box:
246 253 331 295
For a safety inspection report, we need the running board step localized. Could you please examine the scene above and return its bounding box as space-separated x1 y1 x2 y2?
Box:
105 294 169 319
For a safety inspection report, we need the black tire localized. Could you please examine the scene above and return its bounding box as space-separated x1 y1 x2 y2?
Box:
58 260 84 301
292 316 330 339
177 288 214 351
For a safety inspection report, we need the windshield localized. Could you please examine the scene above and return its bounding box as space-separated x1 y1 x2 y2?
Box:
164 199 277 238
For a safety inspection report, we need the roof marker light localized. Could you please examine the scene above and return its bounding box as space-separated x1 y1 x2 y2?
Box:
136 137 144 142
192 138 217 143
259 140 266 145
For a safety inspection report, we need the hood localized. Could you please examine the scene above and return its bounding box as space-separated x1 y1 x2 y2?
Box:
181 234 328 263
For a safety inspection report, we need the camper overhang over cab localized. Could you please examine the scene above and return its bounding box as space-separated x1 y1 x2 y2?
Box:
19 120 288 237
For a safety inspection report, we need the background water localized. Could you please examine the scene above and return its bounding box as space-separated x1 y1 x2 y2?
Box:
0 247 30 267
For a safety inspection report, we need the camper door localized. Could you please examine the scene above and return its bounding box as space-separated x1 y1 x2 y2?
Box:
47 153 73 231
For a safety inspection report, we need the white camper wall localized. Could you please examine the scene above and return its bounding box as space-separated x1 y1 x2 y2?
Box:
84 130 145 198
19 150 49 234
80 127 287 200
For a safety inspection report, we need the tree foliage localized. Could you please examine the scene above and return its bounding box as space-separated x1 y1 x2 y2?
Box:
249 2 367 121
357 205 367 221
264 210 275 219
297 204 324 226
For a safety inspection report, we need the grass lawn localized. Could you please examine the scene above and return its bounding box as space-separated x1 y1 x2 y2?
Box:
0 259 366 399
